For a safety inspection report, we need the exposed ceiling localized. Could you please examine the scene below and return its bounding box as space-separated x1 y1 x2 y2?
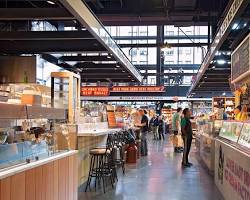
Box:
190 2 250 98
85 0 231 27
0 0 142 83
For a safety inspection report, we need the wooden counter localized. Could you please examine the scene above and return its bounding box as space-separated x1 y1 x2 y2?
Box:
0 150 78 200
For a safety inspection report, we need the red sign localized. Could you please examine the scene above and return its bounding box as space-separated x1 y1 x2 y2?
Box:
111 86 165 92
81 87 109 96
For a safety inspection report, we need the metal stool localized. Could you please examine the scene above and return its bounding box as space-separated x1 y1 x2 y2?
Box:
85 134 115 193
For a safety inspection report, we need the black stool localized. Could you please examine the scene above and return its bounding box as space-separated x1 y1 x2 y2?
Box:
85 134 115 193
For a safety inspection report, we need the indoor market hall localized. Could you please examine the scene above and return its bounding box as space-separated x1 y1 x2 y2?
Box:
0 0 249 200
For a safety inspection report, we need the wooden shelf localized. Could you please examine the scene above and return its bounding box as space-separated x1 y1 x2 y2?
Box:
0 102 66 119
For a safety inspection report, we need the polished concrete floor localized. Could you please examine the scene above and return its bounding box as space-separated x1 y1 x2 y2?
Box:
79 136 224 200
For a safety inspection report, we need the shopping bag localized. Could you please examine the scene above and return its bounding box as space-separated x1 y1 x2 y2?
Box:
176 135 183 147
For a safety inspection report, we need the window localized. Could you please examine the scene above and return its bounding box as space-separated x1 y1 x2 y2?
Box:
166 31 174 36
140 49 148 56
165 50 174 56
185 48 192 55
178 61 183 64
185 60 192 64
165 61 174 64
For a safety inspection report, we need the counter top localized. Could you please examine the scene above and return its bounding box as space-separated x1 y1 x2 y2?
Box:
0 150 78 180
77 128 122 137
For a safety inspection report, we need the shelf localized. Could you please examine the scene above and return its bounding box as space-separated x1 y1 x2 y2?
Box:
0 102 66 119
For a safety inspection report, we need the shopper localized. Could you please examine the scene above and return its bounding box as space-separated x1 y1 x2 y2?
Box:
181 108 193 167
158 116 164 140
172 107 182 153
137 109 149 156
149 114 158 140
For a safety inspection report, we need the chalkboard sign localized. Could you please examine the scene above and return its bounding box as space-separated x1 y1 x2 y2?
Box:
231 34 250 83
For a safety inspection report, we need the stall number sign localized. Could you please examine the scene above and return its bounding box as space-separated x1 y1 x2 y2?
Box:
111 86 165 92
81 87 109 96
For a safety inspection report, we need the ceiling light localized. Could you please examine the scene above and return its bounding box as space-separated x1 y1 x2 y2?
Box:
47 0 55 4
107 54 111 59
116 64 120 68
222 92 226 96
131 79 135 82
160 42 172 51
232 23 239 30
122 70 126 73
217 59 226 65
212 66 216 69
128 75 131 78
244 23 247 27
204 76 207 79
228 61 231 64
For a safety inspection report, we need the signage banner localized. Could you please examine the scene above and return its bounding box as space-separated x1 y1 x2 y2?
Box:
215 139 250 200
81 86 165 96
81 86 109 96
111 86 165 93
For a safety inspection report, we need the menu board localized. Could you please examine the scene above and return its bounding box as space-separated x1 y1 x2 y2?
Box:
219 121 243 143
238 123 250 149
231 34 250 82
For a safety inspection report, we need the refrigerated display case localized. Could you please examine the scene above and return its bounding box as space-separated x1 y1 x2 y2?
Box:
196 119 223 173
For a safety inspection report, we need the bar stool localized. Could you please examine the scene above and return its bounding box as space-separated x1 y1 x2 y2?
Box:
85 134 115 193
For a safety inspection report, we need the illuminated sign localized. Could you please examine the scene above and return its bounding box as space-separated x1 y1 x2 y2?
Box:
81 87 109 96
111 86 165 92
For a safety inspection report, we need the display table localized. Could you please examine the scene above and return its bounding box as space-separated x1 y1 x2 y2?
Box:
0 150 78 200
77 128 122 137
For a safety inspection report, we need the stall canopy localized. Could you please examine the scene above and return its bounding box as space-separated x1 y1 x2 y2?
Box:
0 0 142 83
188 0 250 98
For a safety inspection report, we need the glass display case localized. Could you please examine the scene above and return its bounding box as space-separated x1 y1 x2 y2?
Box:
238 123 250 149
196 119 223 174
219 121 243 143
0 102 67 170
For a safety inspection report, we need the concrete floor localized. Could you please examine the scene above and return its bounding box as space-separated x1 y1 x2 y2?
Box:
79 136 224 200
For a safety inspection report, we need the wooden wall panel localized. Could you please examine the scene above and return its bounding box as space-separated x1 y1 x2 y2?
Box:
73 154 78 200
11 172 25 200
25 169 36 200
0 177 11 200
0 153 78 200
58 158 67 200
53 160 59 200
69 155 74 200
35 166 43 200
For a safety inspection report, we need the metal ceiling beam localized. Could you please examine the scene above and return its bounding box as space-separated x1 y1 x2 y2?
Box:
0 31 95 40
135 64 200 70
119 43 208 48
0 40 106 54
59 0 142 82
188 0 249 95
0 8 74 20
60 55 116 62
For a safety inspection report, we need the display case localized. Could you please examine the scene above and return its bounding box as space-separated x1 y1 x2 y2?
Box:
218 121 243 143
238 123 250 149
0 102 67 170
196 119 223 174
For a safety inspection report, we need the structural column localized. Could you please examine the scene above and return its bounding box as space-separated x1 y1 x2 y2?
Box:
156 25 164 86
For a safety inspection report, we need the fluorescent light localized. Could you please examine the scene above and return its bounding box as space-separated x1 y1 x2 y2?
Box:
47 0 55 4
122 70 126 73
228 61 231 64
107 54 111 59
222 92 226 96
116 64 120 68
217 59 226 65
131 79 135 82
212 66 216 69
244 23 247 27
128 75 131 78
204 76 207 79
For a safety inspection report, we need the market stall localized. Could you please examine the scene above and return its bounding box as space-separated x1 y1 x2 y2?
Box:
214 121 250 200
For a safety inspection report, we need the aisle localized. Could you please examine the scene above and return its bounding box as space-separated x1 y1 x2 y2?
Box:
79 136 223 200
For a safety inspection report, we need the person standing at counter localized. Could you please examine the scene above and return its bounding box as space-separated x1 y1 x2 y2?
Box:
181 108 193 167
234 105 248 121
158 116 164 140
136 109 149 156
